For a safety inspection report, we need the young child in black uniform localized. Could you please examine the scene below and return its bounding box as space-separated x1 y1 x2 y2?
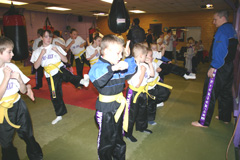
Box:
0 37 43 160
125 43 155 142
30 30 89 125
89 35 137 160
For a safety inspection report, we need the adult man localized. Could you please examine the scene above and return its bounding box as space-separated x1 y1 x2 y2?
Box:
127 18 146 50
164 29 174 60
192 10 238 127
146 29 154 47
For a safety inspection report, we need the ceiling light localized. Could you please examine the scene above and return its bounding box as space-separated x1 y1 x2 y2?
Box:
0 0 28 5
45 6 71 11
206 4 214 9
93 12 108 16
129 10 146 13
100 0 127 4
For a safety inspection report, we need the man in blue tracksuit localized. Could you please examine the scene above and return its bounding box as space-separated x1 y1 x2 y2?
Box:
192 10 238 127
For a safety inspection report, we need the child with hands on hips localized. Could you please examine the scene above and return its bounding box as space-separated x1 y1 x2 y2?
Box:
125 43 155 142
0 36 43 160
30 30 89 125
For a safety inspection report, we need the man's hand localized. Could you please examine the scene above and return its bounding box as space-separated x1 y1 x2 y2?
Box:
208 67 216 78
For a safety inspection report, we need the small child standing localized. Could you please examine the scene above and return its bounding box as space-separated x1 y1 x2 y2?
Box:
30 30 89 125
0 37 43 160
146 49 171 125
89 35 137 160
125 43 155 142
185 37 195 73
86 35 102 67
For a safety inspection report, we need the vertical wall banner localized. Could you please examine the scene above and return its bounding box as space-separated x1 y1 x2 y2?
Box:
3 4 28 60
108 0 130 33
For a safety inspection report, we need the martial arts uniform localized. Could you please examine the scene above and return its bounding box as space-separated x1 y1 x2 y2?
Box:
86 44 101 67
199 23 238 126
0 63 43 160
31 44 82 117
126 63 150 137
89 56 137 160
66 36 86 78
147 62 171 121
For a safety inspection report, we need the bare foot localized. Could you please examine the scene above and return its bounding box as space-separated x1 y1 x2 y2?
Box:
215 116 229 124
191 121 208 128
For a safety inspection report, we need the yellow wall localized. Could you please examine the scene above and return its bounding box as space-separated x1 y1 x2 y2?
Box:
96 10 233 52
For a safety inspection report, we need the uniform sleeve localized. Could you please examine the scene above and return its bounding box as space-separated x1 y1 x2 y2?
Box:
30 49 39 63
11 64 30 84
89 64 114 88
123 56 137 80
86 46 91 59
65 38 71 46
211 29 228 69
56 46 67 56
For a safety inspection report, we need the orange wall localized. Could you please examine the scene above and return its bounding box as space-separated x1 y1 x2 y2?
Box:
96 10 233 52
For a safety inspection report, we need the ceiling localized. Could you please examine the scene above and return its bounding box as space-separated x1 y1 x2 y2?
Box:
0 0 236 17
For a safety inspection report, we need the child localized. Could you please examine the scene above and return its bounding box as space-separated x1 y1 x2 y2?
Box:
86 35 101 67
30 30 89 125
185 37 195 73
89 35 137 160
66 28 87 78
146 49 171 125
151 43 196 80
52 30 66 50
125 43 155 142
0 36 43 160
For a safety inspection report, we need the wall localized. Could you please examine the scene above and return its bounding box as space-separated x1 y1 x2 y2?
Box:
97 10 234 52
0 7 96 42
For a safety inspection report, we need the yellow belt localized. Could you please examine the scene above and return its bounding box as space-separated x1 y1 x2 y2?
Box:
0 93 20 128
75 49 86 62
154 59 158 63
146 76 173 91
44 61 62 98
99 93 129 132
129 85 155 103
90 57 99 66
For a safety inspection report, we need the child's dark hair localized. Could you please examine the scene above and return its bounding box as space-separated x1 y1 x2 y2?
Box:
37 28 44 35
53 30 60 37
101 34 124 55
0 36 14 54
70 28 77 34
40 30 53 38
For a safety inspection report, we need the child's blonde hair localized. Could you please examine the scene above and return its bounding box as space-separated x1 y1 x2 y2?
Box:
132 43 147 58
101 34 124 55
0 36 14 54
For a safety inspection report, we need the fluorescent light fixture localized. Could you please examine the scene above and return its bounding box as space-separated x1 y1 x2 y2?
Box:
129 10 146 13
0 0 28 5
93 12 108 16
101 0 127 4
206 4 214 9
45 6 71 11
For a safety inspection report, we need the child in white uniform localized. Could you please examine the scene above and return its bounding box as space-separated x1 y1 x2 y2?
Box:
86 35 102 67
66 28 87 78
0 37 43 160
125 43 155 142
31 30 89 125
